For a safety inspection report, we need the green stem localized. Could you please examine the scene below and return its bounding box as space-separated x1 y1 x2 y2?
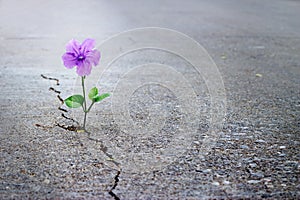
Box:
81 76 87 130
87 101 95 113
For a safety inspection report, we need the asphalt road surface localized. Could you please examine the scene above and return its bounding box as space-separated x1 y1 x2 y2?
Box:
0 0 299 199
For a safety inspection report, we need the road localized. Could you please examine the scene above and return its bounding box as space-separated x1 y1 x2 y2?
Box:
0 0 299 199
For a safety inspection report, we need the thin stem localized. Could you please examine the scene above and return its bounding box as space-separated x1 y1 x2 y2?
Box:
87 101 95 113
81 76 87 130
83 111 87 131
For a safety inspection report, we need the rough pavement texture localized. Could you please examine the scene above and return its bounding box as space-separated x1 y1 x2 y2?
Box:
1 0 299 199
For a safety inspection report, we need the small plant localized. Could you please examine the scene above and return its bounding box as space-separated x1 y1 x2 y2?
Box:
62 38 110 131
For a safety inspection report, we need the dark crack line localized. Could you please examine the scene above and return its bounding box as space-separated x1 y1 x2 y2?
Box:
49 87 61 94
55 122 78 131
41 74 60 85
57 95 64 104
86 132 121 200
41 74 65 105
40 74 80 131
109 170 121 200
61 113 79 125
58 107 68 112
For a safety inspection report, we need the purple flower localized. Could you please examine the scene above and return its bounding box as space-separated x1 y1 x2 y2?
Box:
62 38 100 76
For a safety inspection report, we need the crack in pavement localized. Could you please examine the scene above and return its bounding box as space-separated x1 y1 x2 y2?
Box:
49 87 61 94
58 107 68 113
61 113 79 125
56 95 64 104
109 170 121 200
41 74 59 86
41 74 78 130
86 133 122 200
55 122 78 131
40 74 122 199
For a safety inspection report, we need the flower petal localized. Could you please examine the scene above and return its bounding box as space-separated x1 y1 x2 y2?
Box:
66 39 80 55
62 53 77 69
81 38 95 53
76 60 92 76
86 49 100 66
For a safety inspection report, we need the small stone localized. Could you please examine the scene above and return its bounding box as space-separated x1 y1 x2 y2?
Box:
253 157 261 162
277 152 286 157
247 180 261 184
203 169 212 173
255 139 266 143
223 180 230 185
267 145 276 149
233 132 246 136
279 146 286 149
221 54 227 60
240 145 249 149
43 179 50 184
212 181 220 186
249 163 257 168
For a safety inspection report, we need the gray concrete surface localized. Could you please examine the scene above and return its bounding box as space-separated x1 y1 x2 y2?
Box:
1 0 300 199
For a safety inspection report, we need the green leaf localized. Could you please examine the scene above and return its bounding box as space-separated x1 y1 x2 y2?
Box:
94 93 110 102
65 95 84 108
88 87 98 100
